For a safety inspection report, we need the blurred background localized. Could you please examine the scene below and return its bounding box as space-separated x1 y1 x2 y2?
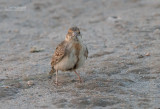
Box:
0 0 160 109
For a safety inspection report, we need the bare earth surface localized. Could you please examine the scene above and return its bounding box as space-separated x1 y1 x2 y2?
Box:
0 0 160 109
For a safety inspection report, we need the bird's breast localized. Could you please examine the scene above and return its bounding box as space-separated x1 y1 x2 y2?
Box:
73 43 82 57
54 41 86 71
72 42 86 69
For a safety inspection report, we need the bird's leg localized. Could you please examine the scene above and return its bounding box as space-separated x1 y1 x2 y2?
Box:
55 70 58 85
74 70 82 83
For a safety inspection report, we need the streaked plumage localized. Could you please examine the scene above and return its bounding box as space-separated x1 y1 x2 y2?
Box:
49 27 88 85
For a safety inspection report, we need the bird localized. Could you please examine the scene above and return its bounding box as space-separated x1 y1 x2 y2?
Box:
49 27 88 85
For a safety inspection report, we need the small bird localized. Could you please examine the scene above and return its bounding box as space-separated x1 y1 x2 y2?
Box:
49 27 88 85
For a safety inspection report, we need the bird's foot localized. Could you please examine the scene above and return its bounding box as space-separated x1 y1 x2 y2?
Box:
54 81 62 86
55 81 58 86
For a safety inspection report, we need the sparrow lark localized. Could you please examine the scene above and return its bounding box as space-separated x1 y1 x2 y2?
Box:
49 27 88 85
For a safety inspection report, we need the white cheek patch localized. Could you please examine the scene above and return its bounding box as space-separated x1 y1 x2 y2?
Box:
72 32 75 36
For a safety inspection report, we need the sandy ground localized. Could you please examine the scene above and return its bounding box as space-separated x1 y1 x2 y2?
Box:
0 0 160 108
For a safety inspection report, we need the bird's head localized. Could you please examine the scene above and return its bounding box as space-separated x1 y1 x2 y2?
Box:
65 27 82 41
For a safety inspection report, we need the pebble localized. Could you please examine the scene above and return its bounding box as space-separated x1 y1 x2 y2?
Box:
145 52 150 56
27 80 34 86
30 47 44 53
107 16 121 23
138 55 144 58
153 29 160 35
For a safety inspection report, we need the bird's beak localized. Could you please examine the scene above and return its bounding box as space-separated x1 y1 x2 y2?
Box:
72 32 81 39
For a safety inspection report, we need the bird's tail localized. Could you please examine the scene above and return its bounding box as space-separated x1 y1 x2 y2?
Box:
48 67 56 79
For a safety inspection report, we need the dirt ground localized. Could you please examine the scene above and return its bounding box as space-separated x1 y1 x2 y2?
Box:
0 0 160 109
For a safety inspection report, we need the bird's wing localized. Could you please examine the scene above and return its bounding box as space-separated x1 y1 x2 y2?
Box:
51 41 67 67
84 45 88 59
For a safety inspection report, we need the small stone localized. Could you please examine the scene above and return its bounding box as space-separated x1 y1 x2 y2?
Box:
153 29 160 35
134 46 138 49
138 55 144 58
145 52 150 56
5 86 9 88
107 16 121 23
27 80 34 86
30 47 44 53
14 29 19 33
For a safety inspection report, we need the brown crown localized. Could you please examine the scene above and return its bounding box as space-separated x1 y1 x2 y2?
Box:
68 27 80 34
